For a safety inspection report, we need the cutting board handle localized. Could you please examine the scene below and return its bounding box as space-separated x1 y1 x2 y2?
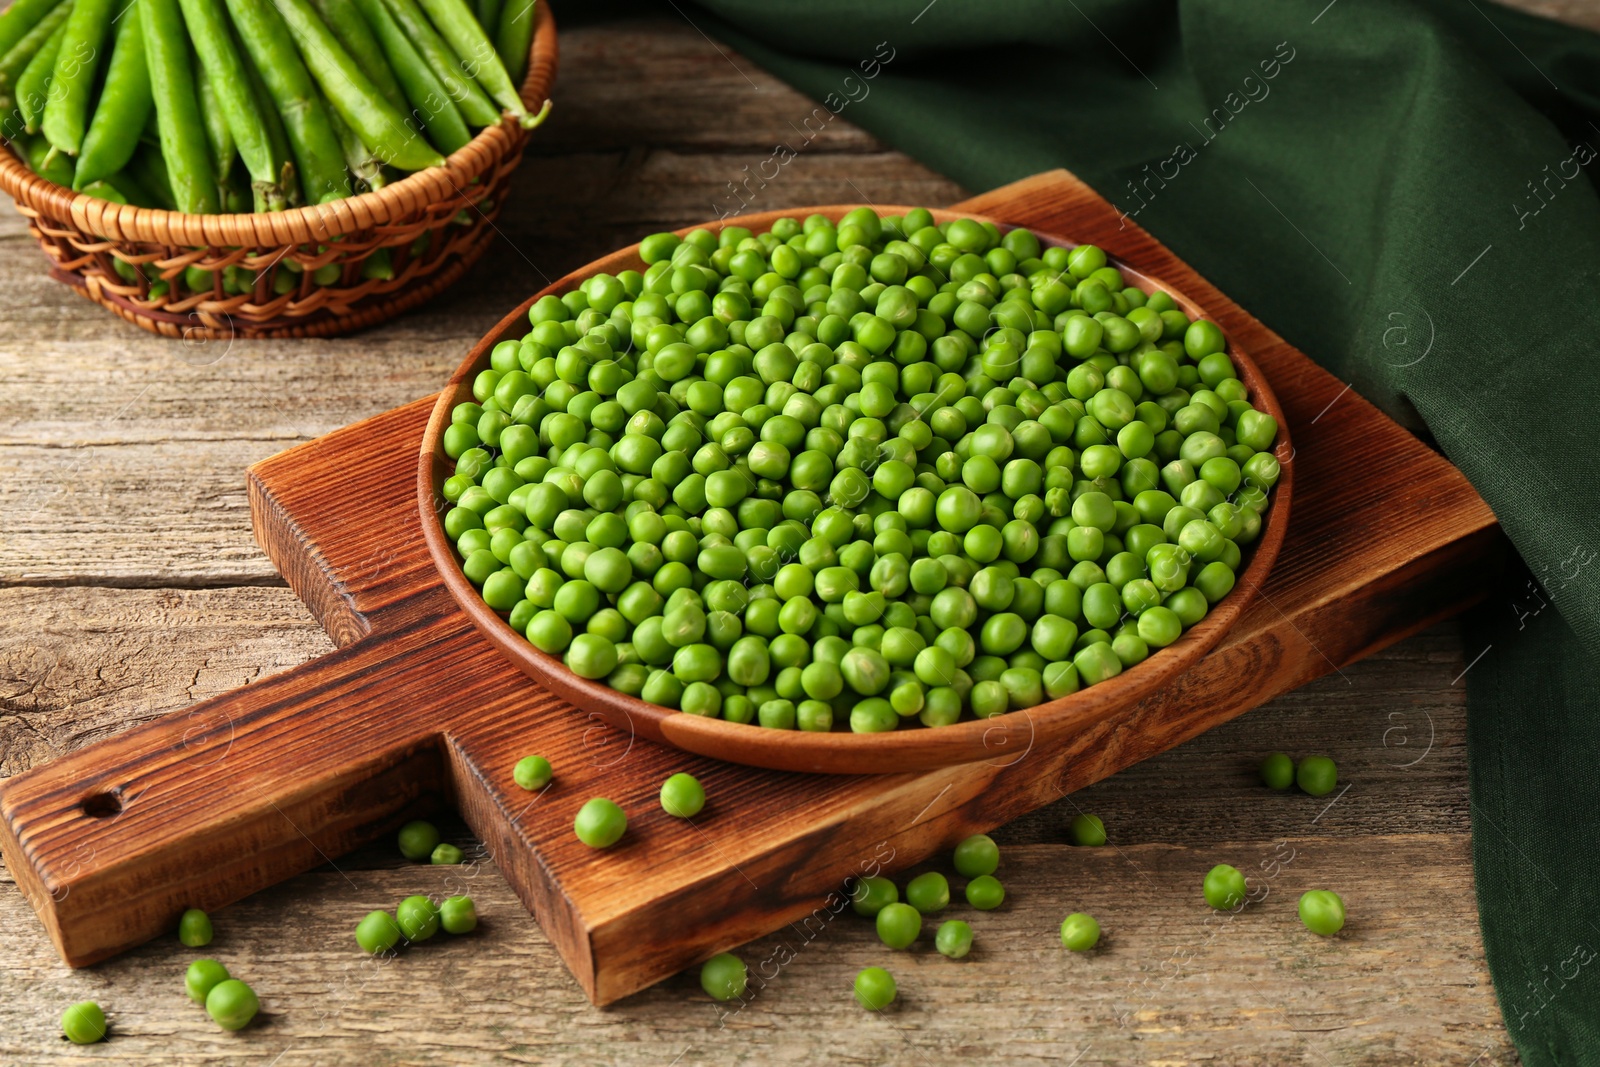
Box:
0 629 451 967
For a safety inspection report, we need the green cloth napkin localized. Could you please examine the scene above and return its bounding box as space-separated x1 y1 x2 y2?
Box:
583 0 1600 1058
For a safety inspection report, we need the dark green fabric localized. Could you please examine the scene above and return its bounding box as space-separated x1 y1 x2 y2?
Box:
622 0 1600 1059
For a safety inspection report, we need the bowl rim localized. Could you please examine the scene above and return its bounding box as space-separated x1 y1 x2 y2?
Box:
417 204 1294 775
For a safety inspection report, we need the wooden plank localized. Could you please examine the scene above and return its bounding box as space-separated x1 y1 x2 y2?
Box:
0 170 1505 1007
0 836 1513 1065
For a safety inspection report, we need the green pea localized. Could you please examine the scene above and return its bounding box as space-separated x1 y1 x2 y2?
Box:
186 959 230 1004
660 772 706 817
356 909 402 953
1260 752 1295 790
61 1001 107 1044
178 907 213 948
398 820 440 861
574 797 628 848
1296 755 1338 796
953 834 999 877
1059 913 1101 951
850 875 899 917
701 952 749 1000
965 874 1005 910
906 871 950 913
440 895 479 934
208 982 263 1035
397 895 441 942
854 965 897 1010
875 901 922 950
1298 890 1347 936
1068 813 1106 847
1203 863 1248 910
850 697 898 733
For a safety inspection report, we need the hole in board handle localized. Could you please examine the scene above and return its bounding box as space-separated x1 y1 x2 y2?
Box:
80 792 122 818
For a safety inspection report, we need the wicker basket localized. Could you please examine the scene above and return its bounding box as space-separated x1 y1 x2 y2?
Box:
0 3 557 340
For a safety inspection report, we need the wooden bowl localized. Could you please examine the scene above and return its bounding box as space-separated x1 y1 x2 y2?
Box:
0 3 556 340
419 205 1294 774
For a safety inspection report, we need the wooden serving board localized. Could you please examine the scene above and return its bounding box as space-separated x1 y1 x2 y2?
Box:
0 170 1503 1006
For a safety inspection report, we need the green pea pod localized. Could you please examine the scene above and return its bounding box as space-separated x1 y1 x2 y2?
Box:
323 91 381 193
474 0 500 51
193 71 232 180
379 0 496 128
238 33 299 206
40 0 118 154
309 0 404 112
224 0 346 203
140 0 217 212
126 141 174 207
414 0 532 125
15 12 65 133
0 0 65 66
269 0 441 172
348 0 468 154
196 62 235 190
494 0 532 87
178 0 287 211
23 132 72 183
0 0 72 92
1 94 24 142
73 0 151 188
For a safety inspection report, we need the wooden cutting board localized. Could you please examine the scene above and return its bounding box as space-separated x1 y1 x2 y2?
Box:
0 169 1503 1006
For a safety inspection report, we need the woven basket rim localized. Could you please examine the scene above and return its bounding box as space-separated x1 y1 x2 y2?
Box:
0 0 557 244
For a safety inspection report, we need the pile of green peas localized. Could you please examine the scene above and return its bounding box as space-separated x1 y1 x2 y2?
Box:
440 208 1282 731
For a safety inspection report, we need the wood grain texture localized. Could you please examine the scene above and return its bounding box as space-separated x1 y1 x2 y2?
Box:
0 167 1504 1009
0 835 1513 1065
1 9 1563 1060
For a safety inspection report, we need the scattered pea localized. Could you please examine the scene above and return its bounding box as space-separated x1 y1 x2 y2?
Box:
514 755 554 791
1298 889 1346 936
660 772 706 818
205 979 259 1031
431 842 465 865
1296 755 1338 796
178 907 213 948
875 902 922 949
1059 912 1101 951
853 965 897 1010
1203 863 1248 910
397 820 441 861
1260 751 1295 789
397 895 441 942
61 1001 106 1044
1068 813 1106 846
440 895 479 934
700 952 748 1001
574 797 627 848
935 919 973 959
186 959 231 1005
965 874 1005 910
953 834 1000 877
355 909 402 954
905 871 950 913
850 875 899 917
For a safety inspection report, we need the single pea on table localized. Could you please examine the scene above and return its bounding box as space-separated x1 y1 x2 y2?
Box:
441 209 1282 746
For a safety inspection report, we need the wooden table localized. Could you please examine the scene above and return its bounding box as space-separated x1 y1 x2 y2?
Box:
3 7 1588 1062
